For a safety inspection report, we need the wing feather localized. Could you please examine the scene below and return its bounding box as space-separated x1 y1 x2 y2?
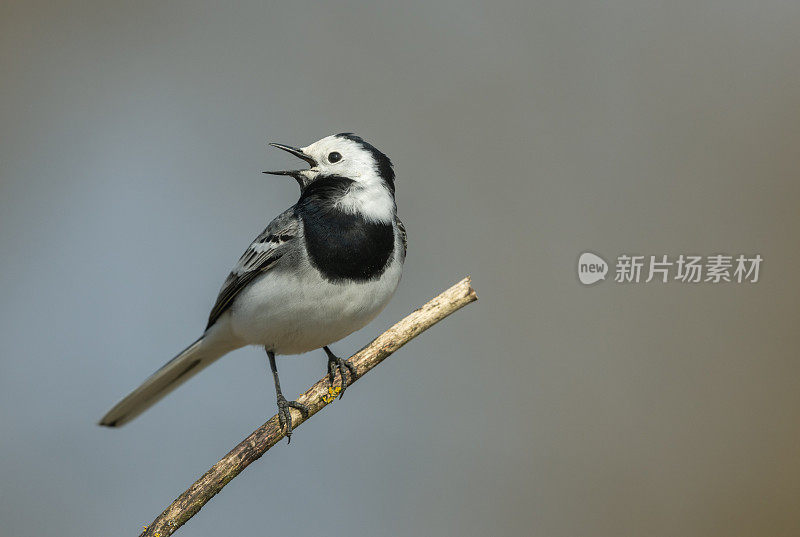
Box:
397 216 407 258
206 208 298 329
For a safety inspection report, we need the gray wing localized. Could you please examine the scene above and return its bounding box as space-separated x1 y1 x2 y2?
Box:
206 208 298 329
397 216 407 258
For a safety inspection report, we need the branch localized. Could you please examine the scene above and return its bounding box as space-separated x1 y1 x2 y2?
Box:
140 277 478 536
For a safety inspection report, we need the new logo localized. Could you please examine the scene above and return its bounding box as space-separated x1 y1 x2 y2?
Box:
578 252 608 285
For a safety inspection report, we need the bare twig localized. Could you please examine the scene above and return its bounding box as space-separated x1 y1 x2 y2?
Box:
140 277 478 536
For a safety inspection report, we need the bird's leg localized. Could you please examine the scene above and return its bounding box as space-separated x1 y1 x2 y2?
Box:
266 349 308 443
324 346 357 399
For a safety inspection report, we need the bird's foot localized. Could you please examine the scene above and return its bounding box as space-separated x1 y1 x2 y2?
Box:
326 351 357 399
276 394 309 443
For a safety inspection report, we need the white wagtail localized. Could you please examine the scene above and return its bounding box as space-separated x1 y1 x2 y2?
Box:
100 133 406 440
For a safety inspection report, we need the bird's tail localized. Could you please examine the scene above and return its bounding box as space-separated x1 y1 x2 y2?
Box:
99 336 229 427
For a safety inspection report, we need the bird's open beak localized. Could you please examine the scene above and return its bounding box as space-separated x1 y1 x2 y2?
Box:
267 143 317 166
263 143 317 187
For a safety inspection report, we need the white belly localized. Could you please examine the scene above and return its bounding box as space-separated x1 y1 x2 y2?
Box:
227 259 402 355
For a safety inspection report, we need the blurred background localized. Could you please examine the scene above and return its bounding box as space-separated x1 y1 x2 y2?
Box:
2 1 799 536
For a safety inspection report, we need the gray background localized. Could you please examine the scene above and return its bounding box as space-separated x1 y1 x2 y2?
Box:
2 1 799 536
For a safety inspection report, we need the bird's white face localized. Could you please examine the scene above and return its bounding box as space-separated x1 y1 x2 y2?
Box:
265 133 396 223
299 135 381 183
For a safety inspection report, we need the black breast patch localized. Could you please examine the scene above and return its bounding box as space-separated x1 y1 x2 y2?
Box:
296 176 395 283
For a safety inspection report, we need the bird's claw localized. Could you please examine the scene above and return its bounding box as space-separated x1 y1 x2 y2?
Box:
326 354 357 399
276 394 309 443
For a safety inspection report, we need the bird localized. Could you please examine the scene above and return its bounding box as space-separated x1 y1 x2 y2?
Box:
99 133 406 441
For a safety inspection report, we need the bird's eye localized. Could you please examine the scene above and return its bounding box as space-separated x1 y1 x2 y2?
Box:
328 151 342 163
